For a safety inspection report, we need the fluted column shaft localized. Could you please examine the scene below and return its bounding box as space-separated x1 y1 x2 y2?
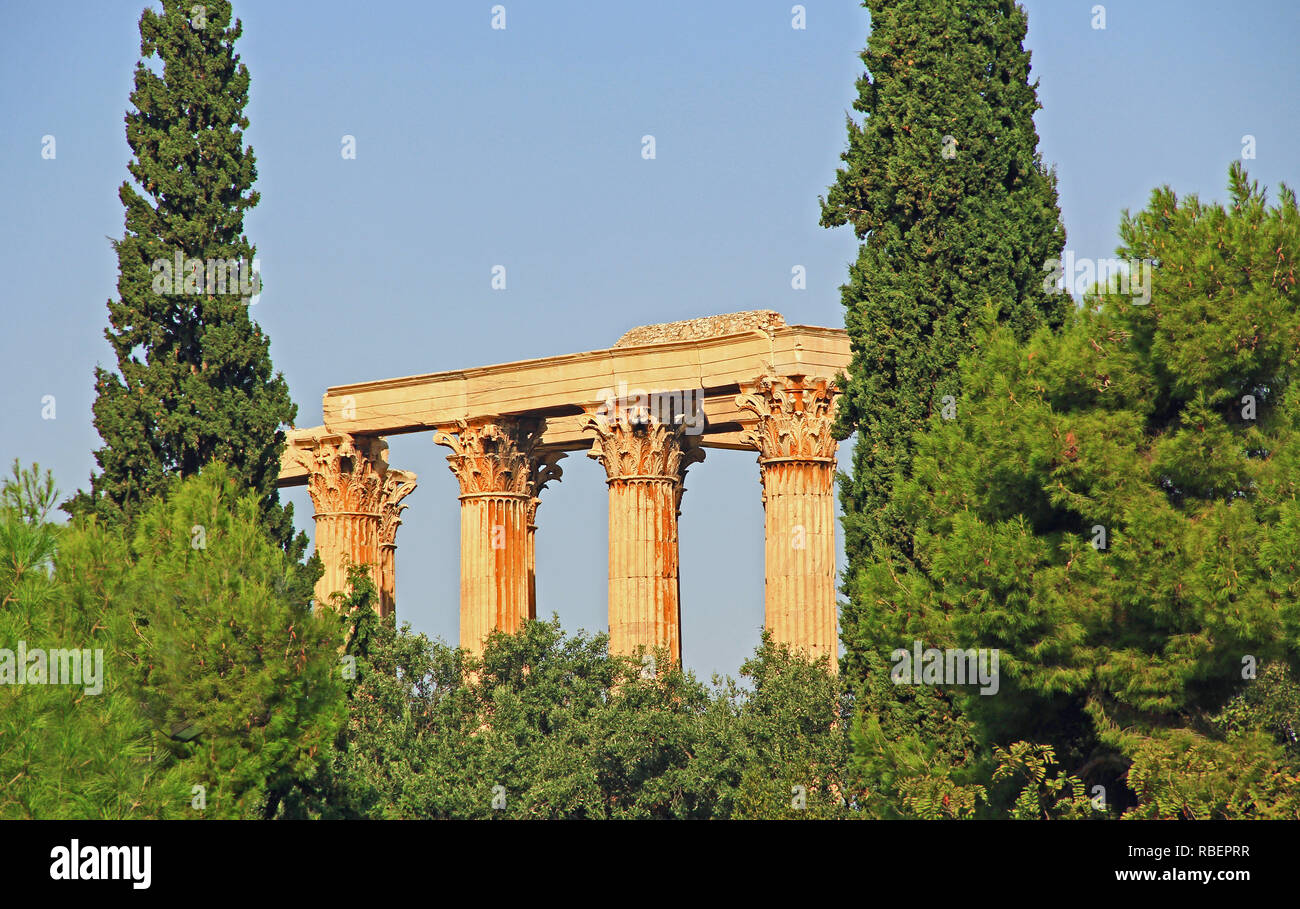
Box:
524 452 563 614
435 419 561 655
378 544 396 616
378 469 418 618
458 492 530 650
607 476 682 661
738 375 840 671
585 409 703 665
526 499 540 614
760 458 837 665
314 506 380 606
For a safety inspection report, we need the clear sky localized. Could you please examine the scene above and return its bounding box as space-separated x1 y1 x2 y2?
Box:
3 1 1297 682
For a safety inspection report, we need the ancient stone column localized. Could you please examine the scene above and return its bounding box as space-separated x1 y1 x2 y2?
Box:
287 432 395 610
737 375 840 671
526 451 565 614
377 469 418 619
435 418 555 654
584 407 704 665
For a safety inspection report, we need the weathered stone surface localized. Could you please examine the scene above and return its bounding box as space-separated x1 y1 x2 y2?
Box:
613 310 786 348
377 469 418 618
284 430 416 615
584 410 705 664
737 375 838 465
434 418 561 655
299 320 847 450
737 375 840 671
527 451 565 613
277 314 848 669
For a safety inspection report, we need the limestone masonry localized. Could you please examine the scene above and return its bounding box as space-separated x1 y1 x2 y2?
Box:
278 312 850 670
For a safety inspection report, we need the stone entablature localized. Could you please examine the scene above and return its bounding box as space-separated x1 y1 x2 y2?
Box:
288 321 847 451
278 313 849 670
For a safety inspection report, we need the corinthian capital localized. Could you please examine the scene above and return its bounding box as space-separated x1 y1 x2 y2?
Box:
736 375 839 462
434 417 543 497
286 431 390 516
583 410 705 484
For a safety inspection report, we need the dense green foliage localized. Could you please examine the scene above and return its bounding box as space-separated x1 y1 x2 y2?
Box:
6 467 856 820
9 0 1294 823
0 462 185 818
282 583 852 819
2 464 342 819
848 166 1300 818
821 0 1067 687
68 0 303 562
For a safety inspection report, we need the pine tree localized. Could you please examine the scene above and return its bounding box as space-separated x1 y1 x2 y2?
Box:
69 0 303 560
820 0 1066 687
855 166 1300 817
4 462 343 819
110 464 346 818
1 462 191 819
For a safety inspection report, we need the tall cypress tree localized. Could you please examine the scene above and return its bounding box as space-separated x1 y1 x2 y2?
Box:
70 1 303 560
821 0 1066 685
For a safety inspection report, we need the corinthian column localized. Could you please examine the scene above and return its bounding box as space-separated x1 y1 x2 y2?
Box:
377 469 418 619
287 432 391 610
435 418 553 654
584 408 704 665
737 375 840 671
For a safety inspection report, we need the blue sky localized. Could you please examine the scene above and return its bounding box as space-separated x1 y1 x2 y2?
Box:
3 1 1297 681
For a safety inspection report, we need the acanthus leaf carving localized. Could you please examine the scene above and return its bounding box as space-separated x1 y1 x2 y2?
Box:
736 375 839 463
434 417 544 498
378 469 418 547
583 410 705 484
527 450 566 526
295 432 389 516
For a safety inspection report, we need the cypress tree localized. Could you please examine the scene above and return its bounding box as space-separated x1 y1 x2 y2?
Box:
69 0 304 561
820 0 1067 686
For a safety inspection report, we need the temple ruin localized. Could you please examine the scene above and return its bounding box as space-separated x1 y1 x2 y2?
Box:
277 311 850 669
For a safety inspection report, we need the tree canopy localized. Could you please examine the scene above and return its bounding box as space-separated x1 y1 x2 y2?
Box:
848 165 1300 818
